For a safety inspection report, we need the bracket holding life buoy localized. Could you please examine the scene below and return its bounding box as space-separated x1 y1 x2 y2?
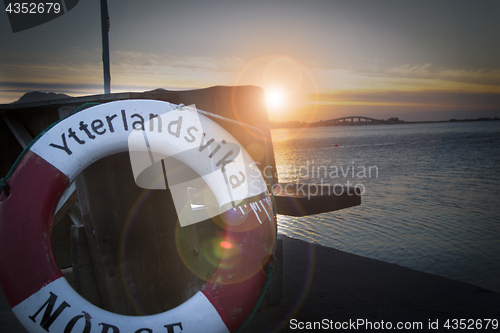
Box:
0 100 275 333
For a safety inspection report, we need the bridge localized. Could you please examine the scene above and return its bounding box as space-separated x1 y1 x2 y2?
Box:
318 116 384 126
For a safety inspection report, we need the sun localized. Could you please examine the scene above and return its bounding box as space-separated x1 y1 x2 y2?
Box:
266 89 286 110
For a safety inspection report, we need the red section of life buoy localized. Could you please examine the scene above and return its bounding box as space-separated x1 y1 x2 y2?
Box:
203 245 273 332
0 151 68 307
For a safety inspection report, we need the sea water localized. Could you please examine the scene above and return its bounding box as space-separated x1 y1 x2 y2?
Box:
271 121 500 293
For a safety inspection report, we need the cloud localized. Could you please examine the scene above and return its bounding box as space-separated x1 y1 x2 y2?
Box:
385 63 434 77
386 64 500 86
0 51 244 87
0 62 101 85
112 51 244 71
0 51 246 103
308 63 500 95
310 90 500 109
110 51 244 87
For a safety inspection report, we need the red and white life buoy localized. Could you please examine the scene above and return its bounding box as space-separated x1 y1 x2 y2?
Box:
0 100 275 333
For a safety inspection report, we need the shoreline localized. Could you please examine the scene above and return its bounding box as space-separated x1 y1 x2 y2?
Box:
270 117 500 129
2 235 499 332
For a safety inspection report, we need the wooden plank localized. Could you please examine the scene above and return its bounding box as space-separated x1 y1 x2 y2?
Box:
52 213 74 269
70 225 103 308
273 183 361 216
75 152 217 315
2 114 33 149
0 116 24 176
54 183 78 225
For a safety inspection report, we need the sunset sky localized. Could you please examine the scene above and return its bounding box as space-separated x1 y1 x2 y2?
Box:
1 0 499 121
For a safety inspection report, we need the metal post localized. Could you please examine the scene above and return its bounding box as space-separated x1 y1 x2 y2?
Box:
100 0 111 94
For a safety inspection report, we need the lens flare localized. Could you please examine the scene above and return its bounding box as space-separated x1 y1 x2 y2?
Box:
220 241 232 249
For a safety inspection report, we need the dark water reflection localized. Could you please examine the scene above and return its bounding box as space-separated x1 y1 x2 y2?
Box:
272 121 500 292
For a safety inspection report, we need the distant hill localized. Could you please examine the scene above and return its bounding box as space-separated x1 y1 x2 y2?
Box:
13 91 72 104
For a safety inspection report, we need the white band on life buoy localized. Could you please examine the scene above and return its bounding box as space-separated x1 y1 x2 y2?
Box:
127 104 267 227
0 100 276 333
